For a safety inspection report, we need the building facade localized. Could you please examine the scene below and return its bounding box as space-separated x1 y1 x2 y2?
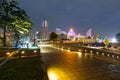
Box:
41 20 49 40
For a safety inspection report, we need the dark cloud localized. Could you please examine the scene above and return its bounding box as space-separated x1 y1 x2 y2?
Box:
18 0 120 37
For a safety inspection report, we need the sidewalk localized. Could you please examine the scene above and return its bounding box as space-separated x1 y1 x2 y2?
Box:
42 46 120 80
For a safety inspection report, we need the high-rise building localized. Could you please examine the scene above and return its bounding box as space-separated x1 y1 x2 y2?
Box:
86 28 92 38
41 20 49 40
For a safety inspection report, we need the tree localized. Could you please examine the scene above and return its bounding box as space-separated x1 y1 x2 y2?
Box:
9 16 32 47
0 0 17 46
0 0 32 47
103 39 110 48
49 32 58 41
116 33 120 42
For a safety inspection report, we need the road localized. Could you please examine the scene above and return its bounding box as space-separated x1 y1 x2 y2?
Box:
41 45 120 80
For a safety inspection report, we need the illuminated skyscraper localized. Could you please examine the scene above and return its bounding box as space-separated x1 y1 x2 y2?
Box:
86 28 92 38
41 20 49 40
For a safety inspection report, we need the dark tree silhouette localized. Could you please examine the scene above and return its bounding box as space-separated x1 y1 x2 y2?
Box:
116 33 120 42
49 32 58 40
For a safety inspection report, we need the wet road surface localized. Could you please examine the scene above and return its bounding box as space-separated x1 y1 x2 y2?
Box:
41 45 120 80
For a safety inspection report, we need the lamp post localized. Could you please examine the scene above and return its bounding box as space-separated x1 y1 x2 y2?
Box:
33 31 38 46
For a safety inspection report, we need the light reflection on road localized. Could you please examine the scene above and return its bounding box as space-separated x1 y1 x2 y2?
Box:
47 67 58 80
47 66 71 80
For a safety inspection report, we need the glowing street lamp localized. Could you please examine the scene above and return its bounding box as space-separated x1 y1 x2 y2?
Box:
111 38 117 43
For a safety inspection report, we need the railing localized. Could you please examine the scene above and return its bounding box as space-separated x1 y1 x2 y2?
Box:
53 43 120 60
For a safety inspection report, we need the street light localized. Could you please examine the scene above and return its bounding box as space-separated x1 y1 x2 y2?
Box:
33 31 38 46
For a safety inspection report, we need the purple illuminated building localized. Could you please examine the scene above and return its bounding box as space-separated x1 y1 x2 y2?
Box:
67 29 76 38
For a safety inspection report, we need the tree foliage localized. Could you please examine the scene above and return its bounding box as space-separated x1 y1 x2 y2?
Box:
49 32 58 40
103 39 110 48
116 33 120 42
0 0 33 47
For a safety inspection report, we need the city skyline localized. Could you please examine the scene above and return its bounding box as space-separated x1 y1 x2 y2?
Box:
18 0 120 37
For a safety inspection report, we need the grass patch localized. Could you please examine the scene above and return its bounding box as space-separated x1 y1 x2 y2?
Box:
0 57 44 80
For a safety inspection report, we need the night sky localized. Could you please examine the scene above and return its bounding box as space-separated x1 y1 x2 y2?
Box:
18 0 120 38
